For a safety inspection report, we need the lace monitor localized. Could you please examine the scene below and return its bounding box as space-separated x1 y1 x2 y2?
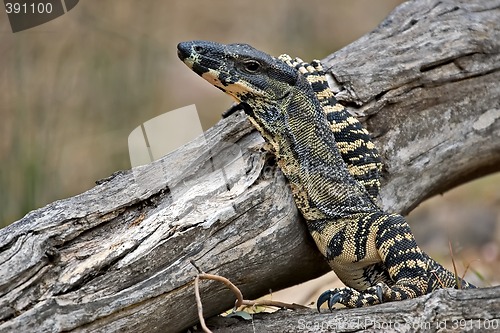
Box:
177 41 475 311
278 55 382 202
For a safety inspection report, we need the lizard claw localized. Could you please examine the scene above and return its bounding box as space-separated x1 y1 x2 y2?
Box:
317 289 341 312
376 284 384 304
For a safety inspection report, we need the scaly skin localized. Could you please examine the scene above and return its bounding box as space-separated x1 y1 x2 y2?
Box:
177 40 475 310
278 55 382 202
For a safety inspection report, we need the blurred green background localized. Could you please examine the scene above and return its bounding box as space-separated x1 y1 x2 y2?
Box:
1 1 498 288
0 0 407 226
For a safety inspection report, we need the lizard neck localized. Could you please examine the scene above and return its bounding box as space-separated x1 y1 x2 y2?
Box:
246 82 378 220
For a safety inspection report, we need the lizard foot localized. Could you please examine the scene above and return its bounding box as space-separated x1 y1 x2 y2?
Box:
316 283 386 312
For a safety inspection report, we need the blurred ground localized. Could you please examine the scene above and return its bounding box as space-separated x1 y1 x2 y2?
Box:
1 0 498 308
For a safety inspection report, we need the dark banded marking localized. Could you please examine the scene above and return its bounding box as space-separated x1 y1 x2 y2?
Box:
279 55 382 201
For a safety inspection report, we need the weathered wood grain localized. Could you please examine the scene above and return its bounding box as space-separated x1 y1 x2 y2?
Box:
0 0 499 332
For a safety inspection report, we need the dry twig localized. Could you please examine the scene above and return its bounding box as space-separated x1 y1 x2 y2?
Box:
193 272 308 332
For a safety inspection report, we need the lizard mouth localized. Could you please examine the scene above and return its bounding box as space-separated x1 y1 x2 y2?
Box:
177 41 223 75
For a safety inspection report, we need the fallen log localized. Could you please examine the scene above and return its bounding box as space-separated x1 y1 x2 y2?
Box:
0 0 499 331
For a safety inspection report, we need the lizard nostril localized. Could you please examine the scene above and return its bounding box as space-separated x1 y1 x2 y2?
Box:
193 45 204 53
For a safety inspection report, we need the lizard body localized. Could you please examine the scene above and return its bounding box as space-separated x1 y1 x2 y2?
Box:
278 55 382 202
177 41 475 310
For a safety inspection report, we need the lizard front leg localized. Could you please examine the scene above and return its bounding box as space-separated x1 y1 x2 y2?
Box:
315 212 474 311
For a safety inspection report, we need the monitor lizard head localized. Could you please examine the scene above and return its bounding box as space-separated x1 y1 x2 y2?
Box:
177 40 298 103
177 40 317 141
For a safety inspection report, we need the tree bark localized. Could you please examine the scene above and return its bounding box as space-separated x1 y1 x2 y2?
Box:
202 287 500 333
1 0 499 332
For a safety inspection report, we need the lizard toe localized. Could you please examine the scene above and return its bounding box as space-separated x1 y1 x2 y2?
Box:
317 289 342 312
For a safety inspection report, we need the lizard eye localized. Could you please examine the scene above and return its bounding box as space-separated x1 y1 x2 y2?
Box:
243 60 261 73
